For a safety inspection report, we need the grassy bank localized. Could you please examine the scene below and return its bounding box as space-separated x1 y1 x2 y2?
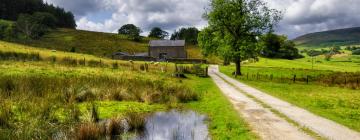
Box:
184 76 257 140
221 66 360 132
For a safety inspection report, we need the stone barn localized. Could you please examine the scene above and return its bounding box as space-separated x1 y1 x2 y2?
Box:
149 40 187 60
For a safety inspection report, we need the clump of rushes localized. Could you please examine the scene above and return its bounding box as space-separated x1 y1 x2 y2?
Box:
125 112 146 131
91 104 99 123
106 118 123 136
112 61 119 69
0 77 15 96
75 123 102 140
0 102 12 128
61 57 78 66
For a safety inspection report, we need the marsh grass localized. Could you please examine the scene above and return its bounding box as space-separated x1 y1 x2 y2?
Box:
0 71 198 139
0 51 41 61
125 112 146 131
75 122 102 140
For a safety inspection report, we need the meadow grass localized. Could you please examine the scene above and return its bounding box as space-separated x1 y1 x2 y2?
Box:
0 59 198 139
220 66 360 132
7 28 150 57
0 41 178 73
244 56 360 72
184 75 258 140
2 28 205 59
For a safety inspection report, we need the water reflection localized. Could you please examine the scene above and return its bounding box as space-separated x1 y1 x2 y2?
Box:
135 110 210 140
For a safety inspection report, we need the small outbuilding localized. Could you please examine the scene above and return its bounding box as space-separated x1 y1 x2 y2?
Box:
149 40 187 60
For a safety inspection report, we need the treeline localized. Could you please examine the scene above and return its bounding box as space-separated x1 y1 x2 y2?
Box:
0 0 76 28
117 24 199 44
260 33 303 60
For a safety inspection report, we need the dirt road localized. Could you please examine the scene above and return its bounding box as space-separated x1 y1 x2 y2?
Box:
209 65 360 140
208 65 313 140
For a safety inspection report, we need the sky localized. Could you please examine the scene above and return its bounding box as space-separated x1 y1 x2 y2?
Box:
44 0 360 39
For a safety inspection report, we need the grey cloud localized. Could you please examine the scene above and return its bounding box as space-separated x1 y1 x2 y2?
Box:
272 0 360 38
46 0 360 39
44 0 104 16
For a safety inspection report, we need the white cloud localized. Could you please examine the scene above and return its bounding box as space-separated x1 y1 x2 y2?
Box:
45 0 360 38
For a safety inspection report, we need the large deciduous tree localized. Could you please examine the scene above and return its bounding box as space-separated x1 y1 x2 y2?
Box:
171 27 199 45
148 27 169 39
118 24 142 41
198 0 281 75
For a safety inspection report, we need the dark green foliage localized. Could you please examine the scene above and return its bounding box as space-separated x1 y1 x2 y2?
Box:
171 27 199 44
0 0 76 28
16 12 57 39
345 46 360 51
118 24 142 41
261 33 303 59
33 12 57 29
70 47 76 52
148 27 168 39
0 20 16 39
352 49 360 55
307 50 323 57
198 0 281 75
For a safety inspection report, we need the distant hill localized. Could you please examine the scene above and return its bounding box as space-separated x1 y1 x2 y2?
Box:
293 27 360 48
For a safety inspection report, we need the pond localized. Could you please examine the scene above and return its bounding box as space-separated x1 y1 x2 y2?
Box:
133 110 210 140
54 110 210 140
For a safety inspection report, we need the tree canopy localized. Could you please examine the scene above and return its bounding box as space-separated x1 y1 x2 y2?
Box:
260 33 303 59
15 12 57 39
198 0 281 75
118 24 142 41
148 27 169 39
171 27 199 45
0 0 76 28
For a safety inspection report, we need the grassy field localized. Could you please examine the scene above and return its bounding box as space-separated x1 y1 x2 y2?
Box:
221 64 360 132
243 56 360 72
0 40 255 139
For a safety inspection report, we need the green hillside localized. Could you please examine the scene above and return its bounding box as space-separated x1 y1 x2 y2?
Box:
6 28 150 57
2 27 204 59
294 27 360 48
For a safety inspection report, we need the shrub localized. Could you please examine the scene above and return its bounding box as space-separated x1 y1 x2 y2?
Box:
352 49 360 55
307 50 323 57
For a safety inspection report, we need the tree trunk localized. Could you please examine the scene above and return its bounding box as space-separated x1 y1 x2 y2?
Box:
223 58 230 66
235 58 242 76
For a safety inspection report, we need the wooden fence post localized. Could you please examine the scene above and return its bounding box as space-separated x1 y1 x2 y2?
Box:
306 75 309 84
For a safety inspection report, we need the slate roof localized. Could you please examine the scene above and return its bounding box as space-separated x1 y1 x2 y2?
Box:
149 40 185 47
112 52 130 56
